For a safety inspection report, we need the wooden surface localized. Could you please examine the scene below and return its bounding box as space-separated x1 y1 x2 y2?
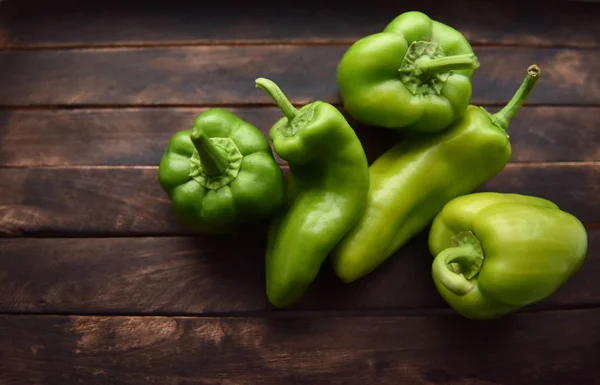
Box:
1 0 599 384
1 46 599 106
2 310 600 385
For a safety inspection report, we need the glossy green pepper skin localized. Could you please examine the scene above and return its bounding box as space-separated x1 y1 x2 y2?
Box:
256 78 370 308
429 192 588 320
331 65 541 283
158 108 285 233
336 11 480 133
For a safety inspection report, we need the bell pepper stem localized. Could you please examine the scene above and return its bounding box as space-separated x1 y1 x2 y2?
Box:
432 244 482 296
492 64 541 131
255 78 298 121
414 54 480 74
190 131 229 176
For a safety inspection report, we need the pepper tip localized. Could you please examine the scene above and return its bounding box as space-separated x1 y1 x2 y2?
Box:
255 77 269 89
190 129 203 141
473 55 481 70
527 65 541 78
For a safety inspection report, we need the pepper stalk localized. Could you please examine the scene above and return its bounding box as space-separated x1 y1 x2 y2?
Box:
190 131 229 176
491 65 541 131
432 231 484 296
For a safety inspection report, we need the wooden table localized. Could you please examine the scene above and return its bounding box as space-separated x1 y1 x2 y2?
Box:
1 0 599 383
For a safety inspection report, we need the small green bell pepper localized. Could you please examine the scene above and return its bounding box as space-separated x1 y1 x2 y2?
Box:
337 11 480 133
429 192 588 320
331 65 541 283
158 108 285 233
256 77 370 308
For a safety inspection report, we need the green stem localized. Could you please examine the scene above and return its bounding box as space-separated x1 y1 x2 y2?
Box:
415 54 480 74
190 131 229 176
432 244 482 296
492 64 542 131
255 77 298 121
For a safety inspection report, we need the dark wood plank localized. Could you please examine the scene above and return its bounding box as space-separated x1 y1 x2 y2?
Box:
0 108 286 166
0 167 187 236
1 106 598 167
505 107 600 163
0 108 287 166
1 311 599 384
0 235 272 314
0 229 597 314
0 46 597 106
0 164 597 237
1 0 598 48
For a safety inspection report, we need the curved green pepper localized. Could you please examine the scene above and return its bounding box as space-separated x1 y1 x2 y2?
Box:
429 192 588 320
331 65 541 283
336 11 480 133
158 108 285 233
256 78 370 308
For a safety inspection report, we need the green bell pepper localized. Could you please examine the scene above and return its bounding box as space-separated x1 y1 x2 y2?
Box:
337 11 480 133
158 108 285 233
331 65 541 283
429 192 588 320
256 77 370 308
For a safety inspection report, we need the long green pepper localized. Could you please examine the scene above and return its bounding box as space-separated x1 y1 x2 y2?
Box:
332 65 542 283
256 78 370 308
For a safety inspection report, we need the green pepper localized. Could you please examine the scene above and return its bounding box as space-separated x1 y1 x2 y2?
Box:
331 65 541 283
255 77 370 308
429 192 588 320
336 11 480 133
157 108 285 233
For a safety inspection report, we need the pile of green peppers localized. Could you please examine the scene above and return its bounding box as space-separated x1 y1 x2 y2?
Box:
157 11 588 320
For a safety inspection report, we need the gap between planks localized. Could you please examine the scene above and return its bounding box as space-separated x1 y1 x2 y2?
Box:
2 302 600 319
1 103 599 110
2 41 599 51
1 161 600 170
4 222 599 239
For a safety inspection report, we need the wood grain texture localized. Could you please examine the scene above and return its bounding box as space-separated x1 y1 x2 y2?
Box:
0 167 186 236
1 106 599 167
1 311 599 384
0 46 597 106
0 164 597 237
0 108 285 166
0 0 598 48
0 229 597 314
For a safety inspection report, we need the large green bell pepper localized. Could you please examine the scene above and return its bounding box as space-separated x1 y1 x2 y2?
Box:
337 11 480 133
429 192 588 320
256 77 370 308
331 65 541 283
158 108 285 233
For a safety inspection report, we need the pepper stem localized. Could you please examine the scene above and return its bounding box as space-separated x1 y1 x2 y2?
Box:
432 232 484 296
414 54 480 74
255 78 298 121
491 64 541 131
190 131 229 176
